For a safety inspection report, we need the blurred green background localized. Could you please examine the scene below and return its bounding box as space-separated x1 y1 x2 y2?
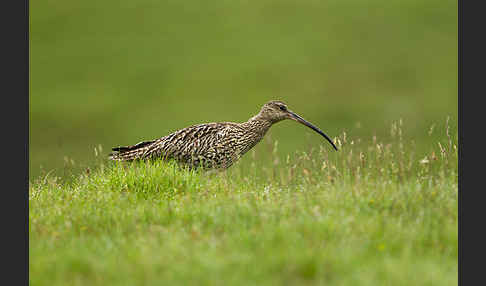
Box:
30 0 457 181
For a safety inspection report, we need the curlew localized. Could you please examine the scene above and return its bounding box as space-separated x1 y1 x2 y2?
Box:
109 100 338 169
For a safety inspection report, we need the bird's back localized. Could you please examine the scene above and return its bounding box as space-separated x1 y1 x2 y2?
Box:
110 122 247 169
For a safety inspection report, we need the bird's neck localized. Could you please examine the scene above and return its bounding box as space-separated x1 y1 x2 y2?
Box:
234 115 273 156
243 113 273 136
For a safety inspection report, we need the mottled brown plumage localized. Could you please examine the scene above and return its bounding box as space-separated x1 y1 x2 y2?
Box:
109 100 338 169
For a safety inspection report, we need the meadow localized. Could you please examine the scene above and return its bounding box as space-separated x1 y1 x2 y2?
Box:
29 121 457 285
30 0 457 284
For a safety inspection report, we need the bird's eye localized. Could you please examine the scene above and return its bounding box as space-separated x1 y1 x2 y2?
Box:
279 105 287 111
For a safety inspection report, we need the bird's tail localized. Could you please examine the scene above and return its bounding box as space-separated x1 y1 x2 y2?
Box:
108 140 156 161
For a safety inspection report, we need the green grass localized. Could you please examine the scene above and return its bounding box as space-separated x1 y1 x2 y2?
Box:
30 0 458 283
29 121 458 285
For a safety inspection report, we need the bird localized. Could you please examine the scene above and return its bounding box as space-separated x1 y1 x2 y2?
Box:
109 100 338 170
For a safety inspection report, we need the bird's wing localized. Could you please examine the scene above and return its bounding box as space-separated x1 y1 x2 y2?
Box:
140 123 241 162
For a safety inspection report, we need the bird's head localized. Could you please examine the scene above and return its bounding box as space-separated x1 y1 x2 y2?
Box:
259 100 338 151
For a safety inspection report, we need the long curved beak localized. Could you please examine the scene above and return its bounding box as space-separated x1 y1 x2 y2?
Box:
288 110 338 151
